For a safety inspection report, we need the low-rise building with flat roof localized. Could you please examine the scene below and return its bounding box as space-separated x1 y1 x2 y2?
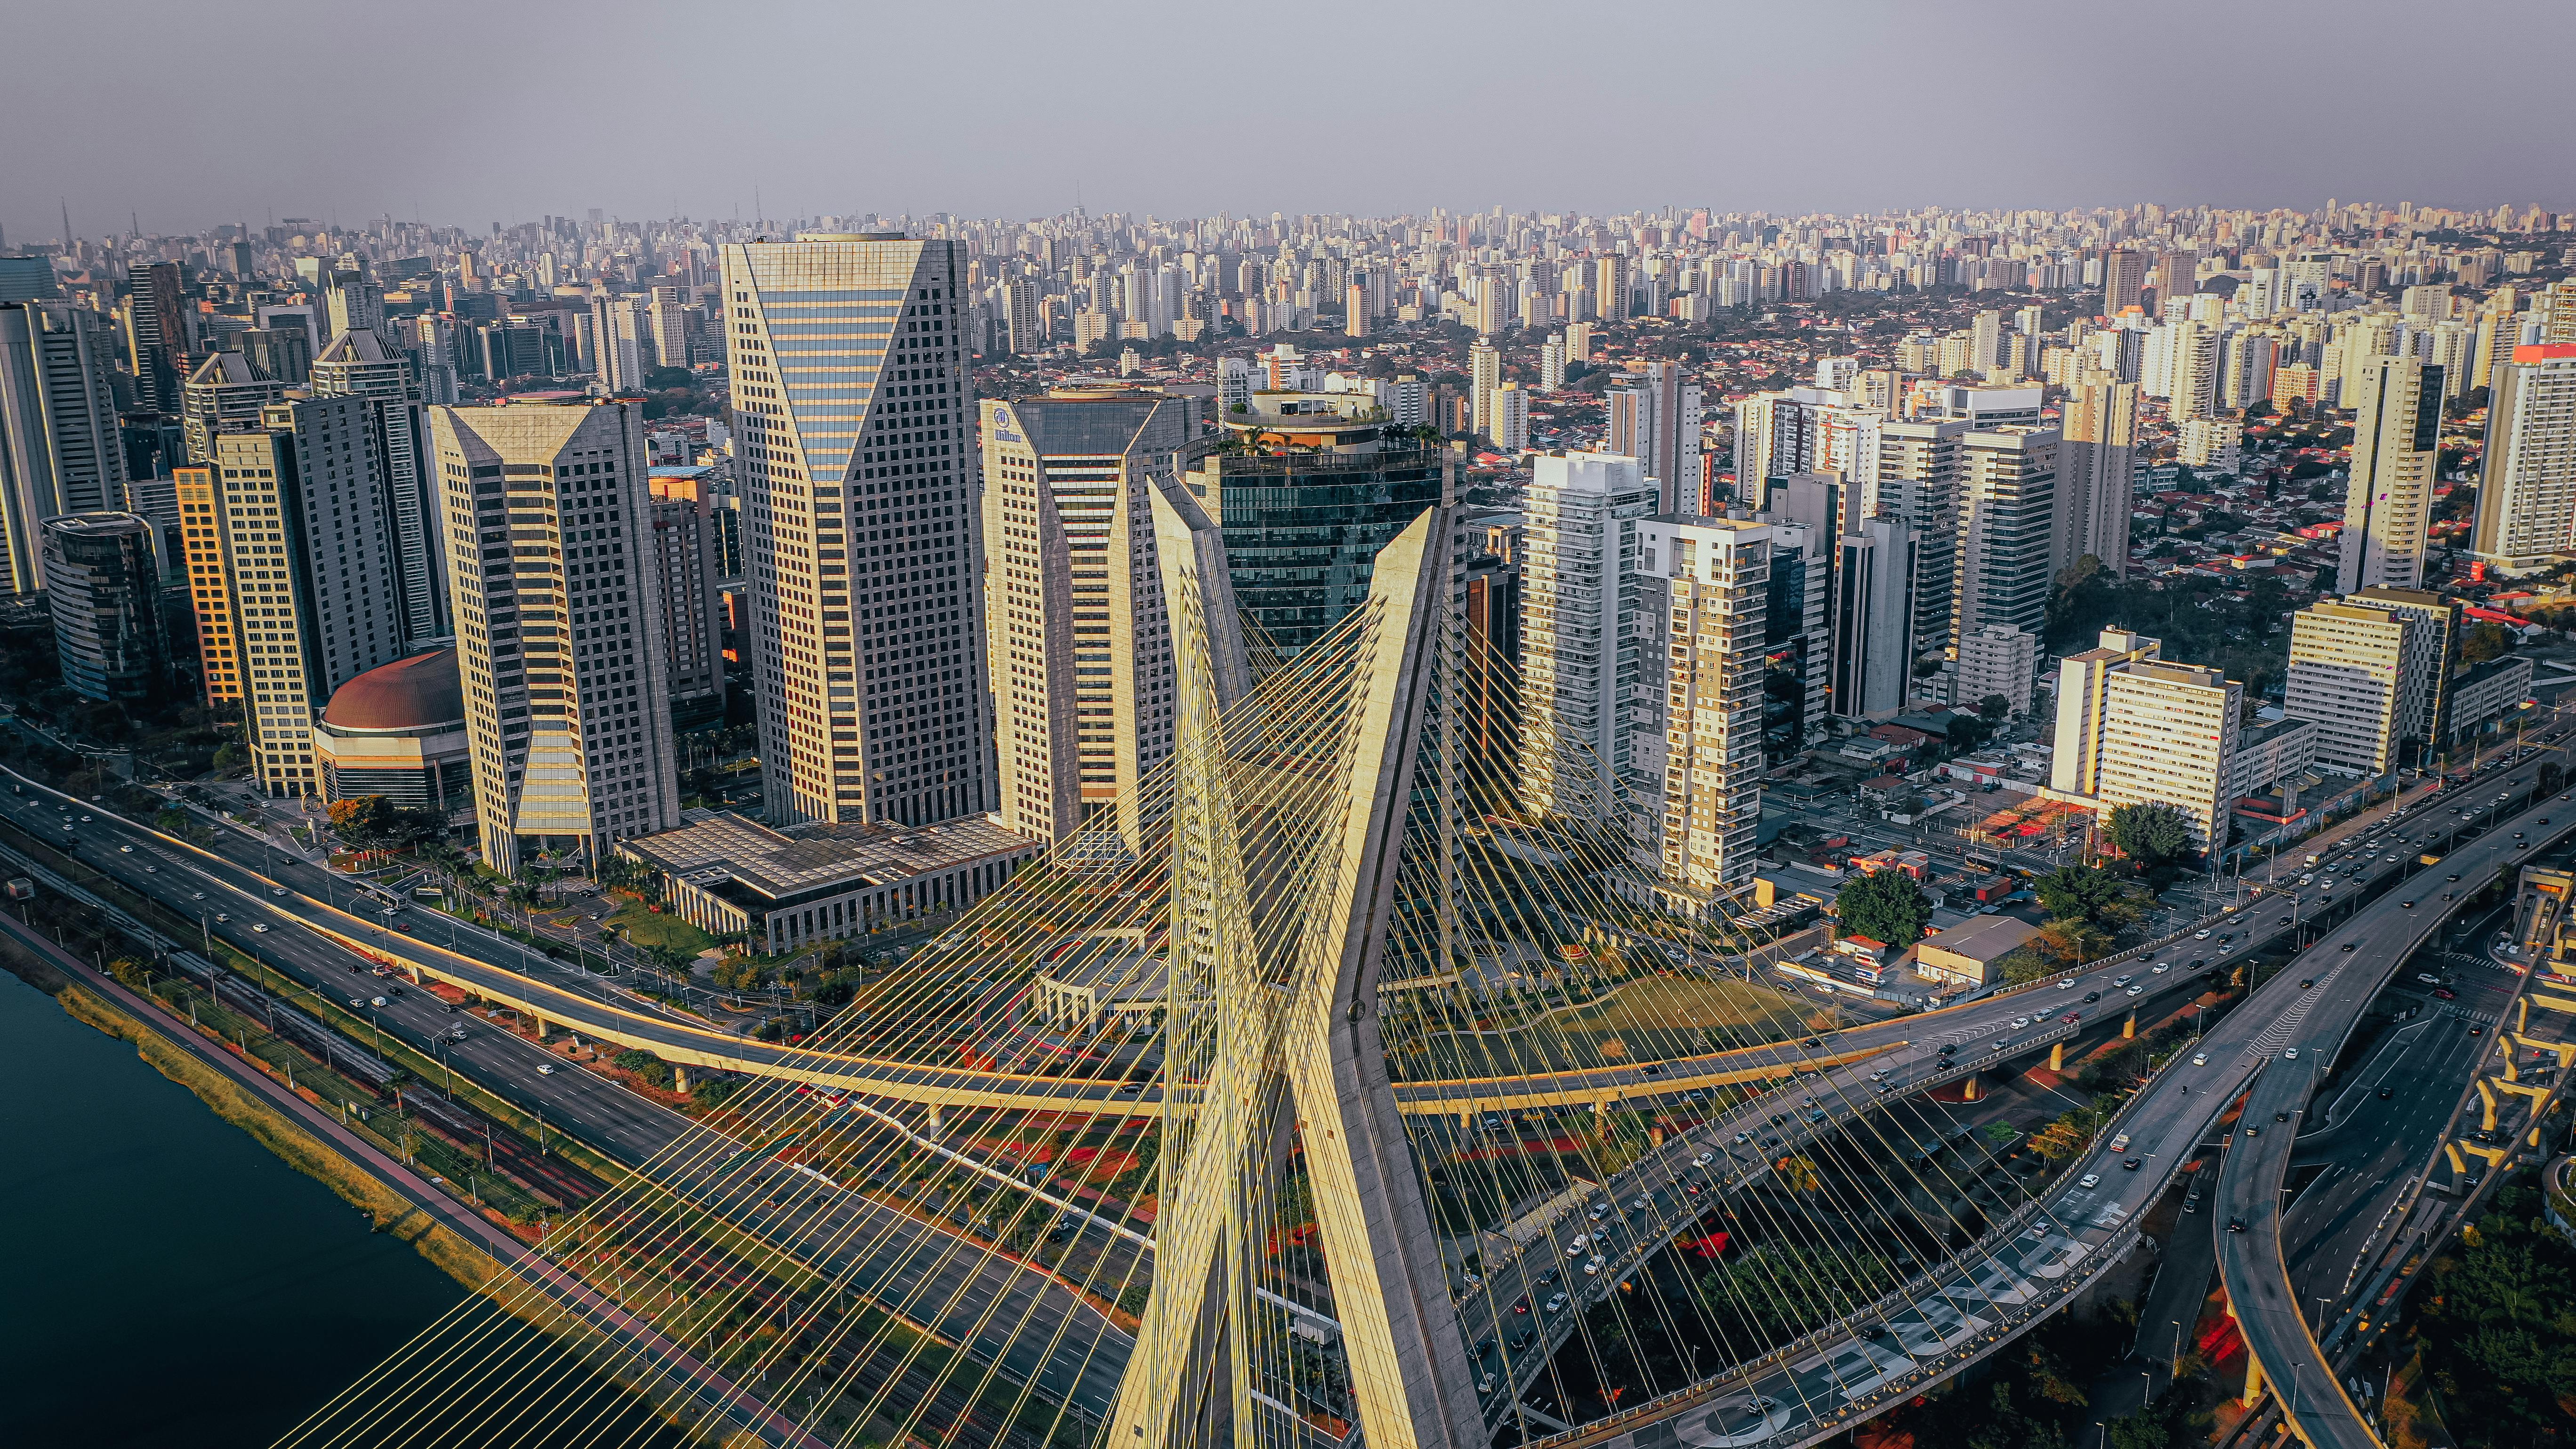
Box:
1914 912 2040 988
620 812 1038 953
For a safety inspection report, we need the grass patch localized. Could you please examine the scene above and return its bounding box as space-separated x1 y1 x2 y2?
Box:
605 898 717 956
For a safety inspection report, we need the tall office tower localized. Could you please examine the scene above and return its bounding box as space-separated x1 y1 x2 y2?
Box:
2102 248 2145 317
649 488 730 734
409 315 463 405
647 285 692 371
1594 255 1630 318
2335 356 2444 594
982 387 1192 847
2473 344 2576 567
2286 590 2454 776
0 256 59 302
1457 546 1521 808
237 328 313 388
209 396 418 797
591 295 649 393
2165 319 2219 420
179 350 283 464
1954 621 2038 718
2049 627 2160 793
1539 336 1567 391
175 467 242 703
430 401 680 870
125 261 188 411
312 330 447 642
1970 310 2002 377
1184 394 1450 658
1489 381 1530 452
1633 514 1771 909
41 512 168 701
0 301 130 595
1468 337 1500 435
1951 426 2060 649
1830 514 1914 721
326 268 386 341
721 234 989 828
1518 452 1658 822
1861 417 1966 661
2059 374 2138 576
1001 276 1043 356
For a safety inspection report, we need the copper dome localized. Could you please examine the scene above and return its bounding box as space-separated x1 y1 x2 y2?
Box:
321 647 465 732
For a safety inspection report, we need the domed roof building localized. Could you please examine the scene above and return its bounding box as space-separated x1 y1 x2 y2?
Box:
315 646 474 823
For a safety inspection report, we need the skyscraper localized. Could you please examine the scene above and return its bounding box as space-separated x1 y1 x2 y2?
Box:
0 301 130 595
2286 591 2453 776
2335 356 2444 594
1000 276 1042 356
1633 513 1771 908
431 400 681 870
125 261 188 412
2059 374 2138 576
313 329 447 640
647 285 692 371
591 294 650 394
175 467 240 704
721 233 991 828
2471 344 2576 568
649 487 730 734
209 396 418 796
1519 451 1658 821
181 350 284 465
1468 336 1500 436
1831 515 1914 721
982 387 1193 847
2102 248 2145 318
1607 360 1702 513
1951 426 2060 646
41 512 168 701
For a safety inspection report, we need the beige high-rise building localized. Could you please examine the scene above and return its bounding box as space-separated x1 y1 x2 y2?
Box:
1952 426 2061 646
2335 356 2445 594
1468 337 1501 437
1633 513 1771 911
720 234 991 829
982 387 1194 848
2165 318 2220 421
2095 659 2238 847
2471 344 2576 568
430 400 681 873
209 395 420 797
2285 590 2453 776
2048 628 2161 795
1519 452 1659 822
2060 374 2137 576
2102 249 2145 317
1953 624 2037 718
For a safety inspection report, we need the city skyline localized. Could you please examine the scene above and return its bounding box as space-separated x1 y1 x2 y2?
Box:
9 1 2576 246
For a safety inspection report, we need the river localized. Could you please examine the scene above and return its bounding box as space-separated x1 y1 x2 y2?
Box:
0 969 690 1449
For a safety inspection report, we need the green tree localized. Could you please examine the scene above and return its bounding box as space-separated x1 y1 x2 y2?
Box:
1976 692 2013 721
2105 802 2195 869
2034 864 2147 931
1835 869 1931 949
2462 620 2514 665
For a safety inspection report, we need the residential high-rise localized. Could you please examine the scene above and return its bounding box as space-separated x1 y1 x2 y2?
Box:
981 387 1193 847
1468 336 1500 436
1489 380 1530 452
591 295 650 394
1518 452 1658 821
175 467 241 704
1860 416 1967 662
2102 248 2146 317
1539 335 1567 391
2165 319 2219 420
313 329 447 641
1606 360 1702 513
41 512 168 701
649 487 729 734
2049 628 2162 795
2096 659 2238 847
2471 344 2576 568
181 351 286 465
1951 426 2060 648
647 285 692 371
721 233 990 828
1000 276 1043 356
430 400 681 870
1633 513 1771 910
1458 545 1521 808
1183 396 1449 658
208 396 419 797
2060 374 2138 576
2286 590 2454 776
2335 356 2444 594
125 261 188 412
1953 623 2037 719
0 301 132 595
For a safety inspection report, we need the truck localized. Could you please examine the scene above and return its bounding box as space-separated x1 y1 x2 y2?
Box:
2303 853 2321 867
2109 1132 2132 1152
3 877 32 901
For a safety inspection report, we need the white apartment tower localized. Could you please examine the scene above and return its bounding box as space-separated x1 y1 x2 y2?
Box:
1634 514 1771 910
211 396 419 797
2285 591 2455 777
1518 452 1658 821
0 300 129 596
2336 356 2444 594
2048 628 2240 848
982 388 1191 848
2471 344 2576 568
721 234 991 828
1953 623 2037 719
2059 374 2137 576
430 400 681 873
1952 426 2061 645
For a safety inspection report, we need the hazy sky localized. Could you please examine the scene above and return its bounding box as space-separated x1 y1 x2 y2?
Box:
8 0 2570 245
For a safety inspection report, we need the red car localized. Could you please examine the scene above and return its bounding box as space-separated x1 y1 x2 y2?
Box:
2433 987 2456 999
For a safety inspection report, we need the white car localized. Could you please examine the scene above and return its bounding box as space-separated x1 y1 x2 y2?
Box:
2077 1173 2101 1189
1545 1294 1567 1314
2011 1016 2030 1030
537 1063 556 1076
1694 1152 1714 1166
118 844 133 854
2193 930 2211 940
2283 1047 2299 1060
251 923 270 933
2150 964 2170 974
2125 984 2144 996
2192 1053 2209 1065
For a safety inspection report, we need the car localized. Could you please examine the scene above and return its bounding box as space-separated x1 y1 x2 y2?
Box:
1639 1063 1663 1076
78 814 90 822
1565 1237 1589 1256
2122 1157 2142 1170
1545 1293 1567 1314
1535 1269 1558 1286
270 887 286 897
2192 1053 2209 1066
2229 1216 2247 1233
2244 1125 2261 1137
2077 1173 2101 1189
2417 971 2440 984
2151 963 2170 974
213 912 229 922
2113 974 2133 986
1937 1043 1958 1056
250 923 269 933
2058 978 2077 989
1629 1196 1650 1210
2300 978 2315 989
2299 874 2314 885
2342 942 2358 952
2471 1025 2486 1037
118 844 133 854
2184 1191 2202 1214
2194 930 2211 940
2011 1016 2030 1030
369 995 388 1007
1114 1080 1146 1094
2378 1085 2395 1099
2434 987 2456 999
2061 1012 2082 1024
537 1063 556 1076
190 891 204 900
1694 1152 1714 1166
2283 1048 2299 1060
2402 900 2416 909
1733 1131 1753 1143
2125 985 2145 996
1510 1329 1537 1350
1585 1257 1605 1275
2084 990 2101 1003
1473 1336 1497 1358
